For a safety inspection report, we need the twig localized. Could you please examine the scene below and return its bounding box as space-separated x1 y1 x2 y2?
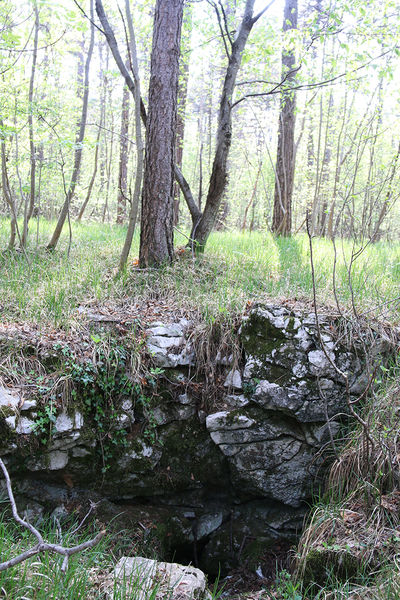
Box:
306 211 374 448
0 458 105 574
69 500 99 536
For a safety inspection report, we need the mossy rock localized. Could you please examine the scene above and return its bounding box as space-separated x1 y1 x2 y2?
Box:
157 418 229 491
302 546 371 587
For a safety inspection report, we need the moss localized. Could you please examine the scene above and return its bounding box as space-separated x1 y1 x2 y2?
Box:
0 419 17 448
241 312 287 359
0 405 17 419
302 547 367 587
286 316 297 332
223 408 247 426
242 538 274 569
157 419 228 490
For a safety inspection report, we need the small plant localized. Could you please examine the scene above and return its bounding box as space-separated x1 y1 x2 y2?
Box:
31 403 57 445
58 339 134 473
243 377 260 397
275 569 302 600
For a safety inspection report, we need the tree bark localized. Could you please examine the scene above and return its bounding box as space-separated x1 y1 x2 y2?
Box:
241 158 262 231
1 124 17 249
116 68 130 225
102 87 114 223
47 0 95 250
271 0 298 236
139 0 184 267
371 139 400 241
77 124 101 222
173 6 192 225
118 0 144 271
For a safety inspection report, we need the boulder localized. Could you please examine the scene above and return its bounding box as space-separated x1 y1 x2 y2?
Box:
113 556 211 600
0 386 20 417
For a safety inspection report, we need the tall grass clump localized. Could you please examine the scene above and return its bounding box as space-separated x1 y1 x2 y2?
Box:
293 357 400 599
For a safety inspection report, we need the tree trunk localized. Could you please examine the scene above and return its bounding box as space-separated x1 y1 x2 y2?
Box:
371 139 400 241
116 69 130 225
242 158 262 231
271 0 298 236
139 0 184 267
1 125 17 249
118 0 144 271
77 124 101 221
47 0 95 250
173 6 192 225
189 0 261 250
21 0 39 247
102 94 114 223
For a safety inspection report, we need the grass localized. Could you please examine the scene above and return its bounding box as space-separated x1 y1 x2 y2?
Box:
285 361 400 600
0 510 110 599
0 218 399 328
0 507 225 599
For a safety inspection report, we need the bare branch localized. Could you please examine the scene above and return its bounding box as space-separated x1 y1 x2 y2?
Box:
218 0 233 45
306 213 375 447
252 0 276 23
0 458 105 574
233 48 393 108
0 458 43 544
206 0 230 59
72 0 105 35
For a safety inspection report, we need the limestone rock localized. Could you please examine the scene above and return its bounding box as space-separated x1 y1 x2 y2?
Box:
147 323 186 338
0 387 20 417
146 319 194 368
20 398 37 411
200 500 305 575
114 556 210 600
27 450 69 472
16 416 35 435
147 342 195 368
22 500 44 524
5 415 16 429
223 369 242 390
148 335 183 349
74 411 84 429
55 412 74 434
0 303 380 573
206 411 255 432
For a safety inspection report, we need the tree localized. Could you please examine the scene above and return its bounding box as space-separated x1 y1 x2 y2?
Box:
21 0 39 247
95 0 144 271
116 61 130 225
47 0 95 251
187 0 273 250
118 0 144 271
138 0 184 267
271 0 298 236
173 6 192 225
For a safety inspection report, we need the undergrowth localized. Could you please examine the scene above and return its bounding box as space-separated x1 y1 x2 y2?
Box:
0 506 225 599
277 359 400 600
0 219 399 327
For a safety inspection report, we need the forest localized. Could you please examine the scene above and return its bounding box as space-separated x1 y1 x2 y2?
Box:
0 0 400 599
0 0 399 258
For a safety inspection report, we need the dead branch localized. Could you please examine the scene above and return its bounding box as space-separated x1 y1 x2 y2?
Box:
0 458 105 574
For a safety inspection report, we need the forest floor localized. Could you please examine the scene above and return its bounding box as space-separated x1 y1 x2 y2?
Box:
0 218 399 329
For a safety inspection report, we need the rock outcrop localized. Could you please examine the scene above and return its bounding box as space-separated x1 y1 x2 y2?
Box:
0 304 366 574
